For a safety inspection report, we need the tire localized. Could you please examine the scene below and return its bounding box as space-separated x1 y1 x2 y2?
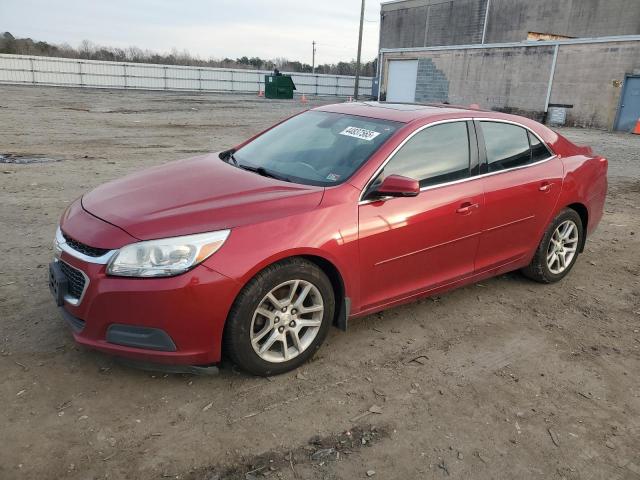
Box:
223 258 335 376
521 208 584 283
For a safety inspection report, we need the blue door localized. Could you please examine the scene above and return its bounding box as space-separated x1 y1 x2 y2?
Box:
616 76 640 132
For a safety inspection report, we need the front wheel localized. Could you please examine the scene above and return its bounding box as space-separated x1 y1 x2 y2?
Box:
223 258 335 376
521 208 584 283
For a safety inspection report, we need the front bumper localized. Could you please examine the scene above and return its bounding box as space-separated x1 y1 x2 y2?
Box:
55 249 240 366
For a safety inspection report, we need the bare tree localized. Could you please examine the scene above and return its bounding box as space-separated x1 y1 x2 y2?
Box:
0 31 376 76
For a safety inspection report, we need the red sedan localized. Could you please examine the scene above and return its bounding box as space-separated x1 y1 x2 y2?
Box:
49 102 608 375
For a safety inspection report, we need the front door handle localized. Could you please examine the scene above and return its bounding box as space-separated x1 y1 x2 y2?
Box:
456 202 479 214
539 181 552 192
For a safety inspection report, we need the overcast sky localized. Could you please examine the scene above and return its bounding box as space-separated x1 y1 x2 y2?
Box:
1 0 383 64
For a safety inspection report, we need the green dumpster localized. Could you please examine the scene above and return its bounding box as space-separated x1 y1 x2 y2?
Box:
264 74 296 99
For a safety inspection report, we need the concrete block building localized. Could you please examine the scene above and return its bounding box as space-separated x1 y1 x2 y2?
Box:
376 0 640 130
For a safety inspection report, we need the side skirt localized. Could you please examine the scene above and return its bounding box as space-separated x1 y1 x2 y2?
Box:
352 256 528 319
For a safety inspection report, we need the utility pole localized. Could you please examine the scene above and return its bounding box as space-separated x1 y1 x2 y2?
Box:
312 40 316 74
354 0 365 100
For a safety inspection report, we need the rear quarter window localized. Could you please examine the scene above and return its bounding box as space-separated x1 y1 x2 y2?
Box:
529 131 553 162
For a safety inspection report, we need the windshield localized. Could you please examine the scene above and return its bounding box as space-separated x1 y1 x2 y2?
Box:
230 111 401 186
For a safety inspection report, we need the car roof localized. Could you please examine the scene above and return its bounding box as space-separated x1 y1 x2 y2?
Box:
314 101 484 123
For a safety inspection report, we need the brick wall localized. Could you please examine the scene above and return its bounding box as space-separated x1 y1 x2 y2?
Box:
414 58 449 103
382 40 640 129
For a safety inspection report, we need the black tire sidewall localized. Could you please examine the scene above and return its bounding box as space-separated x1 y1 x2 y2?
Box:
224 259 335 376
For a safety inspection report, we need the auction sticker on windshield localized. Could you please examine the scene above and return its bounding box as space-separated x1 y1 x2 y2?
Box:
339 126 381 141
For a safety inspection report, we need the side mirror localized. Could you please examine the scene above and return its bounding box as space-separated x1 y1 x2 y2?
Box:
371 174 420 198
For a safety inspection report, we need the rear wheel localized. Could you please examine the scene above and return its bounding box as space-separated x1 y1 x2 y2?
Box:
522 208 583 283
223 258 335 376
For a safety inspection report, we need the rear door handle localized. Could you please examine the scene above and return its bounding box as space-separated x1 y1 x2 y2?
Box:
539 181 552 192
456 202 479 214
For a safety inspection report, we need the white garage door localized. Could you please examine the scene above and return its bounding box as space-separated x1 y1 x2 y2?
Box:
386 60 418 103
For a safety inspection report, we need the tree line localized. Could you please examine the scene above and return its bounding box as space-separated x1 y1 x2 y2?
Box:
0 32 377 77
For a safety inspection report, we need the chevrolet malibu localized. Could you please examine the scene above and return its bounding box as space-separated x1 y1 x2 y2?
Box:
49 102 608 376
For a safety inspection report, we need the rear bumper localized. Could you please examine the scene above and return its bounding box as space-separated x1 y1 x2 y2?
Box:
586 181 607 237
585 157 608 237
57 254 241 365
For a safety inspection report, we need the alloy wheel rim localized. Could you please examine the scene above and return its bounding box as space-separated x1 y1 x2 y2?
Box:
547 220 579 274
250 279 324 363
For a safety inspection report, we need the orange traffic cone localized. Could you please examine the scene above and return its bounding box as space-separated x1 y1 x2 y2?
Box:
632 118 640 135
257 87 264 97
300 94 308 104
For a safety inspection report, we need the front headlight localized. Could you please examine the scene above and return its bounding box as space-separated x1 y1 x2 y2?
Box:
106 230 230 278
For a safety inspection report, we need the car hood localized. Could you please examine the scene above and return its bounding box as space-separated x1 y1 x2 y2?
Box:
82 154 324 240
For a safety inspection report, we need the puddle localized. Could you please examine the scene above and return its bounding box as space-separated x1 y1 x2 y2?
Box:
0 154 61 164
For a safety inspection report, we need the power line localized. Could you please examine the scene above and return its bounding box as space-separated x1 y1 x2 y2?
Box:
315 42 353 51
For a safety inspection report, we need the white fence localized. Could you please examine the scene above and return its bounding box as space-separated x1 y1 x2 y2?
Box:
0 54 373 97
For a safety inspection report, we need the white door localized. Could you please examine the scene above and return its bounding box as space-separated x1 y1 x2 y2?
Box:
386 60 418 103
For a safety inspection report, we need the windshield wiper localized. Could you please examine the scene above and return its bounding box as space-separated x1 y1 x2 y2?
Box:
238 164 291 182
226 153 239 166
220 149 291 182
219 149 238 166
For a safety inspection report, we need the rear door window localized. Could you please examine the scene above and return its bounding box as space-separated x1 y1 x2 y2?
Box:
480 122 554 172
481 121 531 172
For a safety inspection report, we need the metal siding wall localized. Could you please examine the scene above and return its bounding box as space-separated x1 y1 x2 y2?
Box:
83 62 125 88
316 75 338 96
0 56 31 82
0 54 373 97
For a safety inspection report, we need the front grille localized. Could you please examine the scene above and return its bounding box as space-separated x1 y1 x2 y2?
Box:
59 261 87 300
62 231 110 258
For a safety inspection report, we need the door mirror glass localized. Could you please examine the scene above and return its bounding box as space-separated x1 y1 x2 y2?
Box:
372 174 420 198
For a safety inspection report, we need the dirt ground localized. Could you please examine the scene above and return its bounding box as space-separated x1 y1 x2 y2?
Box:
1 85 639 480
